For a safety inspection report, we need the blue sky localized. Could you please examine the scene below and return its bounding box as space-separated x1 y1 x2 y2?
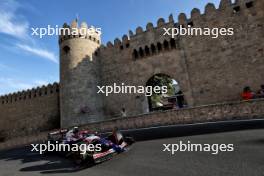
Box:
0 0 224 95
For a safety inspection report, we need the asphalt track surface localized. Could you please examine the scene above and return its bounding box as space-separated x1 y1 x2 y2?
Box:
0 121 264 176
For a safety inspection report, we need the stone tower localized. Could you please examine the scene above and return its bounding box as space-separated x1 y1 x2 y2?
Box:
59 19 103 128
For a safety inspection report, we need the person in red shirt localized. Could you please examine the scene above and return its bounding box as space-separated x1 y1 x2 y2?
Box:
241 86 255 100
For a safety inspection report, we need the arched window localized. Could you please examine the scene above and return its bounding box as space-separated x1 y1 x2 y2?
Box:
133 49 138 59
163 40 169 50
170 38 176 49
157 42 162 52
63 46 70 54
139 47 144 57
145 46 150 56
151 44 156 54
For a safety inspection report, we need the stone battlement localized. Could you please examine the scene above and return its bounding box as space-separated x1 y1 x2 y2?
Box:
0 82 59 106
58 20 101 45
1 0 263 136
97 0 259 55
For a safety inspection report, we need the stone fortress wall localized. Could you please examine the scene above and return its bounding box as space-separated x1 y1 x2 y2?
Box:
0 83 60 140
94 0 264 123
1 99 264 150
0 0 263 141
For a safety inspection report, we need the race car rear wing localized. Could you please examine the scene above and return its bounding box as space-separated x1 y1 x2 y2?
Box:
48 129 68 141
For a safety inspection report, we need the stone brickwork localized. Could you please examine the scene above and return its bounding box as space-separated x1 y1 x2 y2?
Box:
0 131 47 151
0 99 263 150
59 21 104 128
0 83 60 140
0 0 263 135
58 0 264 127
95 0 264 121
80 99 264 132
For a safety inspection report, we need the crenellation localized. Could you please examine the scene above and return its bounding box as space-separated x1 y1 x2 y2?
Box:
59 21 101 44
52 82 59 93
21 90 26 100
1 0 263 133
114 38 121 47
121 35 130 50
60 0 263 70
205 3 217 16
0 82 59 106
135 26 144 34
35 87 40 97
220 0 232 9
17 91 22 101
106 41 114 47
98 45 106 53
40 86 45 96
178 13 187 25
99 35 131 54
122 35 129 43
70 19 78 28
80 21 88 28
146 22 154 31
157 18 166 27
168 14 174 23
191 8 201 20
31 88 37 98
75 0 261 62
129 30 134 37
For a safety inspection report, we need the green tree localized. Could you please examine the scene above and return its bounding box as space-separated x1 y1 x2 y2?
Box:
147 74 175 108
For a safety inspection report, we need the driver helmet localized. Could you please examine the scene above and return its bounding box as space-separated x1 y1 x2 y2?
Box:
73 126 79 134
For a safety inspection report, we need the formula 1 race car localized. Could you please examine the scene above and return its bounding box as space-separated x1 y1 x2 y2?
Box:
46 128 134 165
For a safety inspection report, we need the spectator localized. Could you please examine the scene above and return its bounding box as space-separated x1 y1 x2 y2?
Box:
241 86 255 100
176 90 185 108
257 85 264 98
121 107 127 117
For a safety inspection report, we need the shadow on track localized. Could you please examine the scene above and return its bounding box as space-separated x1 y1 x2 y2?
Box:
0 146 93 174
